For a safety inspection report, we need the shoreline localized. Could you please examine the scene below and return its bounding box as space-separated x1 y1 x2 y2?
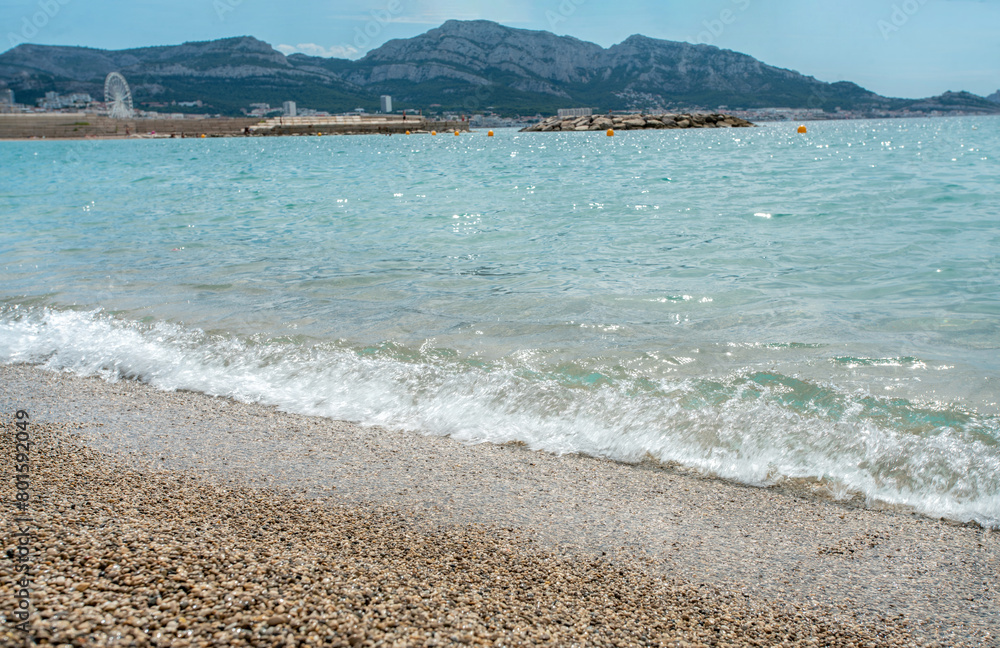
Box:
1 113 997 141
2 364 997 646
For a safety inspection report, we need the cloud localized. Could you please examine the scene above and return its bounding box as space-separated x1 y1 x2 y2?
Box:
276 43 360 59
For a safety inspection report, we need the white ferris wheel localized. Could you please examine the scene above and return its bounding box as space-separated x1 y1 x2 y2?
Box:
104 72 134 119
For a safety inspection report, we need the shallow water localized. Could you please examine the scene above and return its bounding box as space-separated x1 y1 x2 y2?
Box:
2 117 998 526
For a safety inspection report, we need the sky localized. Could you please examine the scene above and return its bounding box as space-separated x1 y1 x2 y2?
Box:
1 0 998 99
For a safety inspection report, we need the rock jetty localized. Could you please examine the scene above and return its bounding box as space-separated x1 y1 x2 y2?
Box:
520 112 754 132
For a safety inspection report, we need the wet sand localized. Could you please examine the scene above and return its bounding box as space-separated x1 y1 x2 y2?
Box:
1 364 997 646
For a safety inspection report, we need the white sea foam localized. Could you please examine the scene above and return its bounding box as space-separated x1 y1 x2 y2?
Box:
2 306 997 528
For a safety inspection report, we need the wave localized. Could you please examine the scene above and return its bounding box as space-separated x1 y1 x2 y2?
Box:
2 304 997 527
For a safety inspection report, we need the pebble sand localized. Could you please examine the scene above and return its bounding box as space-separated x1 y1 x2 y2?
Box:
1 365 997 647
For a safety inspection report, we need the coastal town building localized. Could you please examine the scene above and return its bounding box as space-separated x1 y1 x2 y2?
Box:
37 91 93 110
246 103 275 117
380 95 393 113
295 107 330 117
557 107 593 118
283 101 297 117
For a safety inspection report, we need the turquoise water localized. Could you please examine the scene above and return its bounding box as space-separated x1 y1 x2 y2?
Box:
2 117 998 526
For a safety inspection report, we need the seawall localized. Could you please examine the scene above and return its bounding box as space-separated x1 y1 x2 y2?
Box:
0 113 471 139
0 113 258 139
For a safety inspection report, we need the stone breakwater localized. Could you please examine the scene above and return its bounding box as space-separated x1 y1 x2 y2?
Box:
520 113 755 132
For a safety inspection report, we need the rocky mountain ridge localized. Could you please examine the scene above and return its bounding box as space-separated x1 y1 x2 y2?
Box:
1 21 998 117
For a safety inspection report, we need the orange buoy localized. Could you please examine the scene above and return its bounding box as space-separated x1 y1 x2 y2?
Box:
487 130 494 137
200 134 206 138
454 130 460 136
797 125 807 134
607 129 614 137
431 130 437 136
405 130 411 135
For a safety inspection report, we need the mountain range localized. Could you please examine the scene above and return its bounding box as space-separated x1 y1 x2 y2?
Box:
1 20 998 117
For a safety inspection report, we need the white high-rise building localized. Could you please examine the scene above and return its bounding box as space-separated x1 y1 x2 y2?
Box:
283 101 297 117
380 95 392 113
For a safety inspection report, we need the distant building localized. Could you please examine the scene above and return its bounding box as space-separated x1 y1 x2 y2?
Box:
380 95 392 113
297 108 330 117
245 103 278 118
0 88 14 105
36 91 93 110
283 101 297 117
557 107 593 118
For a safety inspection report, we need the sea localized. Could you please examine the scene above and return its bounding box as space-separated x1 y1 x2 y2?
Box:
2 117 998 527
